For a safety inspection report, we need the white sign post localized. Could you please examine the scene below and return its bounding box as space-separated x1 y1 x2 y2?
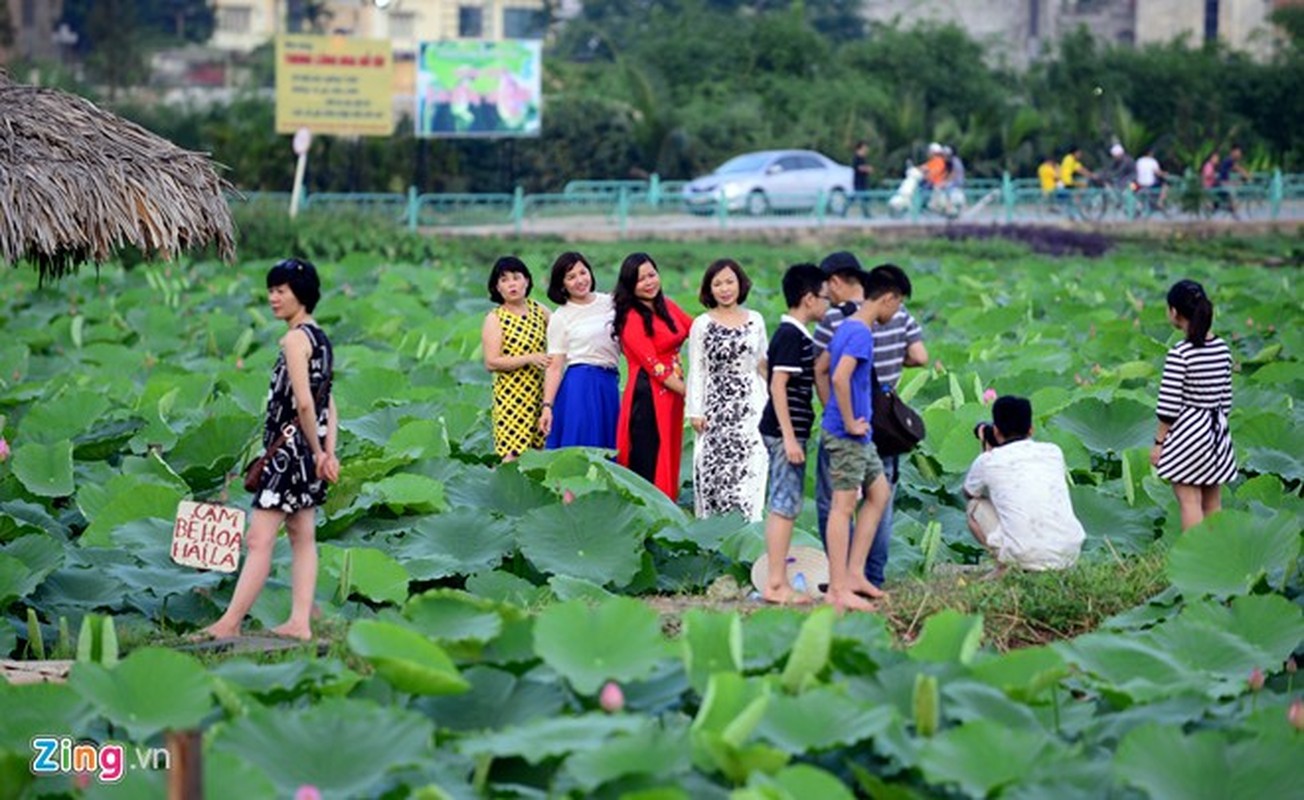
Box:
289 127 312 219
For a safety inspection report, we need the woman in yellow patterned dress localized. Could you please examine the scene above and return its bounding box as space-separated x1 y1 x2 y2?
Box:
481 256 551 460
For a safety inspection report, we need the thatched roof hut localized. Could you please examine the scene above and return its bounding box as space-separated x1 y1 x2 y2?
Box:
0 73 236 281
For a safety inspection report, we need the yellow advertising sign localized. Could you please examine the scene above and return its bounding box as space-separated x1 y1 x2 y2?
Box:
275 35 394 136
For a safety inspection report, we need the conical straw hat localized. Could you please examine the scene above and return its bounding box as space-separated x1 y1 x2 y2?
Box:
749 546 828 598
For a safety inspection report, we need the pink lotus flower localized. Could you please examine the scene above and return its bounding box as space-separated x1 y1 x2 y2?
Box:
1286 657 1297 674
982 389 997 405
73 772 91 790
1248 667 1265 692
0 437 8 462
599 681 624 713
294 786 322 800
563 489 576 505
1289 698 1303 732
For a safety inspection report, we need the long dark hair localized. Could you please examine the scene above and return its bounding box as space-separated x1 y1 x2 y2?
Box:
1167 279 1214 346
612 252 677 339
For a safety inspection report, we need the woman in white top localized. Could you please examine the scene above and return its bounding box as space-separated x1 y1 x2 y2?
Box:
539 252 621 449
686 258 769 521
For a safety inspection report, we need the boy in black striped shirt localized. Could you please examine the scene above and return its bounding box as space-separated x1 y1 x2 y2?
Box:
758 264 829 604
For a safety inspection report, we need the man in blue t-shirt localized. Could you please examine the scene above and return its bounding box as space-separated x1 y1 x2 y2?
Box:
821 269 903 611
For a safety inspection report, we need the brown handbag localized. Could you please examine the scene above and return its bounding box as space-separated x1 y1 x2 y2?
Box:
242 378 331 493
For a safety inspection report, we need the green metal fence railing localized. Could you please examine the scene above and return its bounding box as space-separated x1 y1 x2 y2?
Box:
230 170 1303 232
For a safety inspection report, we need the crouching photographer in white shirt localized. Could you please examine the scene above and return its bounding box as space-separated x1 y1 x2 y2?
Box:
963 396 1086 574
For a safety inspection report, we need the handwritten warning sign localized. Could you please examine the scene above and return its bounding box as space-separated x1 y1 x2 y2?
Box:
171 501 244 573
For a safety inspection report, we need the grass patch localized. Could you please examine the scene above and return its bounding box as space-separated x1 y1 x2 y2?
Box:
884 551 1168 651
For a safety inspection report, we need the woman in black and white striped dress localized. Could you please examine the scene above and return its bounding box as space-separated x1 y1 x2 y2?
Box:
1150 279 1236 531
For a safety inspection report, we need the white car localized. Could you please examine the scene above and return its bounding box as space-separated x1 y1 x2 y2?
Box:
681 149 855 216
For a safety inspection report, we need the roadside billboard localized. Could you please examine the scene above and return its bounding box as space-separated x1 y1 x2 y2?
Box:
275 34 394 136
415 40 541 138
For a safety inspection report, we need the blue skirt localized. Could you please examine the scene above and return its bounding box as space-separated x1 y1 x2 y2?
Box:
546 364 620 450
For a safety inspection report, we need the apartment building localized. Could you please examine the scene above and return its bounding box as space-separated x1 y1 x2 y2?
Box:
1 0 65 65
859 0 1292 67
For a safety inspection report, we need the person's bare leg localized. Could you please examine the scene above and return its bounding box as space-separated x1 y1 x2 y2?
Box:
825 489 875 611
1173 483 1205 531
762 513 812 605
272 508 318 640
202 510 284 638
848 475 890 599
1200 485 1222 520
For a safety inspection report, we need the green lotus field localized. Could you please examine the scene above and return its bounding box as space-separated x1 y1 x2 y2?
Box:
0 234 1300 798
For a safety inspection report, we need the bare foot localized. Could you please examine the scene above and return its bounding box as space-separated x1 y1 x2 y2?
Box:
826 589 877 612
189 624 239 642
762 585 814 605
269 623 313 641
850 578 888 600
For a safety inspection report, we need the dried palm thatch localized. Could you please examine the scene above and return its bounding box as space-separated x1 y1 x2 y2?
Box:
0 72 236 281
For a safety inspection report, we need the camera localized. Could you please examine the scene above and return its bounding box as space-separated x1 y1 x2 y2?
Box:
974 422 999 448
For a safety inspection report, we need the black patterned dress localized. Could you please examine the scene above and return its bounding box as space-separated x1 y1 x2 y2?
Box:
686 311 769 521
253 323 334 513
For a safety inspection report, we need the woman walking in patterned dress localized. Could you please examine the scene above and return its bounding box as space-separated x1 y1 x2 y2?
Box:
482 256 551 461
614 252 694 501
1151 279 1236 531
686 259 769 520
199 258 337 642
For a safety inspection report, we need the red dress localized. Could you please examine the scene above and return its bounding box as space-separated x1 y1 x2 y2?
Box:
616 299 694 501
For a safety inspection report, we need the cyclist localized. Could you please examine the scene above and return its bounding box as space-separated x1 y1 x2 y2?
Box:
1059 146 1097 218
1135 146 1169 212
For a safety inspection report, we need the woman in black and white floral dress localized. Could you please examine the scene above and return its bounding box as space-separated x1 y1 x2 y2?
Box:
199 258 338 642
686 259 769 521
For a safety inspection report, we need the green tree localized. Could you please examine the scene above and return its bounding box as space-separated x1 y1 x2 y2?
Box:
84 0 147 99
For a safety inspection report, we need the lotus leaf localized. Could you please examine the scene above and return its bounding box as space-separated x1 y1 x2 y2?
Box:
516 492 650 586
209 697 435 797
11 440 75 497
908 610 984 665
202 749 279 800
342 403 441 446
968 645 1067 701
1070 484 1159 554
681 609 743 694
1114 723 1300 800
532 598 666 694
166 414 255 486
68 648 214 739
444 462 554 518
456 712 645 764
394 511 514 580
416 666 566 733
778 605 835 693
346 619 470 695
1166 509 1300 597
404 589 504 643
320 545 410 605
919 718 1068 798
0 681 94 750
363 473 448 515
940 680 1044 731
563 718 693 791
18 390 111 444
0 500 68 541
739 608 805 671
756 685 895 753
1050 397 1154 455
549 574 615 601
79 478 186 547
385 418 451 460
743 764 856 800
465 570 551 607
210 658 362 701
